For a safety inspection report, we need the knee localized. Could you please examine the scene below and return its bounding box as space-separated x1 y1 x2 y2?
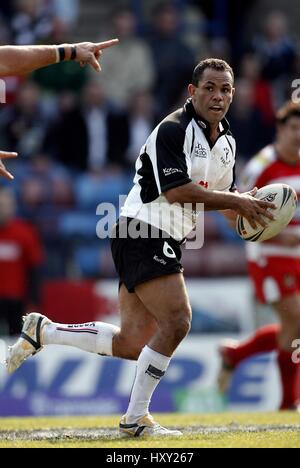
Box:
164 306 192 343
174 316 191 342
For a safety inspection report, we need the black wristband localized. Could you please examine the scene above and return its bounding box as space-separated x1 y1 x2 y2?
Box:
58 46 66 62
70 46 77 60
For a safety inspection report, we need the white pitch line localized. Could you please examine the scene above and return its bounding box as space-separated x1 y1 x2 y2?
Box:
0 425 300 441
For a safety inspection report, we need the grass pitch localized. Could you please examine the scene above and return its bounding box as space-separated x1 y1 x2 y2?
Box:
0 413 299 448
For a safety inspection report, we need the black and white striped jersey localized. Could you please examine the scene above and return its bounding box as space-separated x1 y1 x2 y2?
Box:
121 99 236 241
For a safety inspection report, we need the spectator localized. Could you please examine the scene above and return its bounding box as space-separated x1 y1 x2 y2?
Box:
0 81 51 158
33 46 88 94
0 187 43 336
125 90 157 166
228 79 274 160
10 0 55 45
33 3 87 94
0 12 12 44
239 53 275 125
53 0 80 27
224 0 258 66
148 2 195 117
95 6 155 107
255 11 296 80
16 154 74 279
18 154 74 214
45 80 129 171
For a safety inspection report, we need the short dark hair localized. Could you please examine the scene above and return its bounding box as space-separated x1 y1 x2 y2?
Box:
192 58 234 86
276 101 300 125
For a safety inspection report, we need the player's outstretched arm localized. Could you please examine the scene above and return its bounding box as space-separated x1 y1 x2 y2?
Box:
0 39 119 76
165 183 276 229
0 151 18 180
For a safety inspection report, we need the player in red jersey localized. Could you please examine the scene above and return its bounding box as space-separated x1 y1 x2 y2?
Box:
0 39 119 179
219 102 300 409
0 188 43 335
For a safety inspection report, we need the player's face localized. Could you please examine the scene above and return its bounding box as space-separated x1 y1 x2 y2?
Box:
279 117 300 158
188 69 235 126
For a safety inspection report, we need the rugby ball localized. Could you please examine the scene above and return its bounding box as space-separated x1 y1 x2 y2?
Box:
236 183 298 242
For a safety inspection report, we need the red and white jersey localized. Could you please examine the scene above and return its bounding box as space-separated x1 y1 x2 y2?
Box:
240 145 300 263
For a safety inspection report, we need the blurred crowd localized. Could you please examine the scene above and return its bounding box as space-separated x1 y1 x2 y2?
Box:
0 0 299 287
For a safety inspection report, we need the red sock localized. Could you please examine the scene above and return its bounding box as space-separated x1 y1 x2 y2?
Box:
224 324 280 367
222 324 300 409
277 349 300 410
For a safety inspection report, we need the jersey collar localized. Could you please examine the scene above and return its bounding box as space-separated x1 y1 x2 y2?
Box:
185 98 231 146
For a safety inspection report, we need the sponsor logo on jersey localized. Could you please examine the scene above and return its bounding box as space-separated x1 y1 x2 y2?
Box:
221 148 231 167
194 143 207 158
198 180 209 189
163 168 183 176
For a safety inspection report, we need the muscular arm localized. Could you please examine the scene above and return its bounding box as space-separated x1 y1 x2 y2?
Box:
165 182 275 229
165 182 240 210
0 39 119 76
0 45 58 76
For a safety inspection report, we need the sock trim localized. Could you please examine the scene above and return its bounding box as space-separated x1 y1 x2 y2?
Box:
145 364 165 380
143 346 171 370
56 327 98 335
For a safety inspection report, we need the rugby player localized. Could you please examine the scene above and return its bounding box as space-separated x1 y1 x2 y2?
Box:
219 102 300 410
7 59 276 436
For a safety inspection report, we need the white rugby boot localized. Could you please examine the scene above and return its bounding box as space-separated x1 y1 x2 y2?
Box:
119 413 182 437
6 313 51 374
